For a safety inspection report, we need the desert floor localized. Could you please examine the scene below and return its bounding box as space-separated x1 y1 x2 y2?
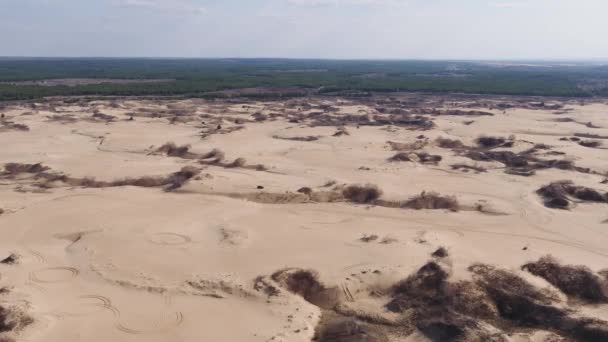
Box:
1 94 608 341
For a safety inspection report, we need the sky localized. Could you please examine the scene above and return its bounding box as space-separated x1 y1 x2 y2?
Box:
0 0 607 59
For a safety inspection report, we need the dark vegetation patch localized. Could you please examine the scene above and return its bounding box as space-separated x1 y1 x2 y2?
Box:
450 164 487 173
574 133 608 140
342 184 383 204
578 140 603 148
0 163 201 192
436 137 466 149
0 254 18 265
1 163 49 176
402 192 459 211
0 303 33 337
0 120 29 132
462 149 591 176
154 142 267 171
273 135 320 142
431 247 449 258
332 127 350 137
360 234 379 243
387 140 428 151
475 135 514 149
522 256 608 303
156 142 196 158
536 181 608 209
297 187 313 195
388 152 442 165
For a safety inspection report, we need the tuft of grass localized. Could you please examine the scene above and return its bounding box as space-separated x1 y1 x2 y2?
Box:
402 191 459 211
342 184 383 204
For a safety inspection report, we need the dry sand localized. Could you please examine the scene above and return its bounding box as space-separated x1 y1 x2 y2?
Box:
0 95 608 341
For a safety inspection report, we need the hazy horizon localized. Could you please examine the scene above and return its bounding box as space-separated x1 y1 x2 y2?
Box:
1 0 608 60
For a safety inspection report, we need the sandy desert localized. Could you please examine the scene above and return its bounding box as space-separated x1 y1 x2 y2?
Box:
1 94 608 341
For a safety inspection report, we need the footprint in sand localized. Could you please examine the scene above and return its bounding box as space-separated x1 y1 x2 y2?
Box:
147 232 192 246
29 267 79 284
115 311 184 335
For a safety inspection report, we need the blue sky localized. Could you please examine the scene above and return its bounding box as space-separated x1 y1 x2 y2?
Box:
1 0 607 59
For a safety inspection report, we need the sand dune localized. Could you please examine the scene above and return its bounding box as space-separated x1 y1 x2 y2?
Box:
1 94 608 341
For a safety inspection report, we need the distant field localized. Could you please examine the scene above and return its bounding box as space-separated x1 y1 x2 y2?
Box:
1 58 608 100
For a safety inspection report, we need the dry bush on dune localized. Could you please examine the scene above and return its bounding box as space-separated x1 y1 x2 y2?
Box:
273 135 320 142
388 152 442 165
579 140 603 148
226 157 246 168
0 254 19 265
333 127 350 137
271 269 339 309
475 135 514 149
436 137 465 149
402 191 459 211
0 305 33 336
156 142 192 158
297 187 313 195
387 140 427 151
0 120 29 132
450 164 487 173
342 184 382 204
200 148 225 163
522 256 608 303
536 181 608 209
1 163 49 176
431 247 449 258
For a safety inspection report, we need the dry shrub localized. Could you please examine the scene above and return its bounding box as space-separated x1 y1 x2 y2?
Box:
579 140 603 148
383 260 608 341
436 137 465 149
271 268 338 309
156 142 192 157
164 166 201 190
0 305 33 334
273 135 320 142
0 254 19 265
0 120 29 132
402 191 459 211
537 181 607 209
297 187 313 195
450 164 487 173
388 152 442 165
522 256 608 303
431 247 448 258
200 148 225 163
315 316 378 342
333 127 350 137
465 150 528 168
2 163 49 176
387 140 427 151
226 157 246 168
342 184 382 204
360 234 378 243
476 135 514 149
